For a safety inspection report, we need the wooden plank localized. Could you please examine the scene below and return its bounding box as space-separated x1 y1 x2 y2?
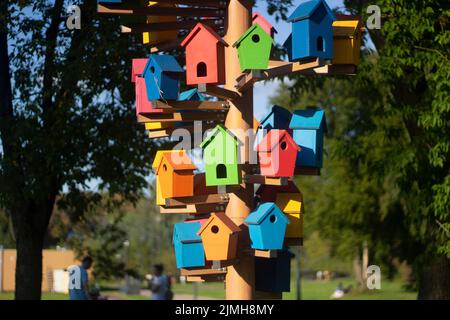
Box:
243 174 289 186
198 84 241 100
159 203 227 214
121 19 223 33
284 238 303 247
186 274 226 282
153 100 230 111
165 193 230 206
308 64 357 76
235 58 322 92
254 250 277 258
150 39 183 53
142 0 227 8
97 4 225 17
181 268 227 276
137 111 226 123
148 122 217 139
294 167 321 176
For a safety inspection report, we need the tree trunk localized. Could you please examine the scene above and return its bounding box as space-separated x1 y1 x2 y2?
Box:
417 255 450 300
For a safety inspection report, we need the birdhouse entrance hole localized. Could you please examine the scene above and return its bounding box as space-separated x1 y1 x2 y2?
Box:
269 215 276 223
211 225 219 234
216 164 227 179
150 66 156 73
163 164 168 171
252 34 260 43
317 36 325 52
197 62 207 77
280 141 287 150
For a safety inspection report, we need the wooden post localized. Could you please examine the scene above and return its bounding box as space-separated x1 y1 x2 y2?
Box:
223 0 255 300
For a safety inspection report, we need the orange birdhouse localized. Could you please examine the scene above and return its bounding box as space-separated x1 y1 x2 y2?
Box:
198 212 241 261
181 23 228 85
256 129 300 178
153 150 196 199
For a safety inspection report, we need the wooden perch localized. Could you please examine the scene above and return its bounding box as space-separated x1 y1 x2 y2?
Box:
302 64 357 76
198 84 241 101
152 100 230 111
98 4 225 17
137 111 225 123
235 58 322 92
243 174 289 186
165 193 230 207
159 203 227 214
121 19 223 33
181 268 227 277
142 0 227 8
254 249 278 258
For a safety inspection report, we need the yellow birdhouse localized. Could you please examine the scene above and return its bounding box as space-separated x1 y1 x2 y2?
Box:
143 2 178 46
276 192 304 239
332 19 363 66
152 150 180 206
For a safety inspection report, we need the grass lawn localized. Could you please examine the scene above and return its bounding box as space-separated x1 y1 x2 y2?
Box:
0 279 416 300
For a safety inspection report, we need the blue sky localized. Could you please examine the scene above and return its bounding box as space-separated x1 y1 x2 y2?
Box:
253 0 345 120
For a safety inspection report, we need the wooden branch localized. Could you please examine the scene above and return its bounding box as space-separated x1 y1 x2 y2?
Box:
243 174 289 186
284 238 303 247
254 249 277 258
181 268 227 276
198 84 240 100
98 4 225 17
294 167 321 176
159 203 227 214
186 274 225 282
304 64 357 76
148 122 217 139
153 100 230 111
137 111 226 123
235 58 322 92
139 0 227 8
121 19 223 33
165 193 230 206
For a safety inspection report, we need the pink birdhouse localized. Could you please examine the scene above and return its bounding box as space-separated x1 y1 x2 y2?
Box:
131 58 148 83
252 12 277 38
135 76 164 115
256 129 299 178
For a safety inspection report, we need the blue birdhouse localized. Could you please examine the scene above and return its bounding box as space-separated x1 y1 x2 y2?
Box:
289 108 327 168
255 249 294 292
245 202 290 250
179 88 205 102
142 54 184 101
284 0 336 61
172 222 205 269
255 105 293 147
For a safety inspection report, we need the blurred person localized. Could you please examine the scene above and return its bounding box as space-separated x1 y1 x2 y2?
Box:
68 256 93 300
148 264 173 300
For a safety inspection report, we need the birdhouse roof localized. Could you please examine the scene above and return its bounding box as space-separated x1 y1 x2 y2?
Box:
174 222 202 244
252 12 278 34
152 150 178 170
245 203 289 225
333 19 362 37
232 24 275 48
131 58 148 82
287 0 335 23
200 125 238 149
179 88 205 101
289 108 327 130
256 129 300 153
144 54 183 75
259 105 293 128
198 212 241 235
154 150 196 174
181 22 228 48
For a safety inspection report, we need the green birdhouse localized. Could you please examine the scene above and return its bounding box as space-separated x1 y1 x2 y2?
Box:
200 125 241 186
233 24 274 72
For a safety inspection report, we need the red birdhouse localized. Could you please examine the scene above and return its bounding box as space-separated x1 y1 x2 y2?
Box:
252 12 277 38
181 23 228 85
135 76 164 115
256 129 300 178
131 58 148 83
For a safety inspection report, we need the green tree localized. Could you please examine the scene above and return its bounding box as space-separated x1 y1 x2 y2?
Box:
271 0 450 299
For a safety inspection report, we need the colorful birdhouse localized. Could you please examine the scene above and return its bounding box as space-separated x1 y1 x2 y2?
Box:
256 129 300 178
131 58 148 83
142 54 183 101
152 150 178 205
179 88 205 101
197 212 241 261
153 150 196 199
276 192 304 239
255 105 293 148
332 19 363 66
255 249 293 292
181 23 228 85
256 180 301 203
245 203 290 250
284 0 335 61
135 76 164 115
289 108 327 168
200 125 240 186
252 12 277 38
142 2 177 46
233 24 274 72
173 222 205 269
